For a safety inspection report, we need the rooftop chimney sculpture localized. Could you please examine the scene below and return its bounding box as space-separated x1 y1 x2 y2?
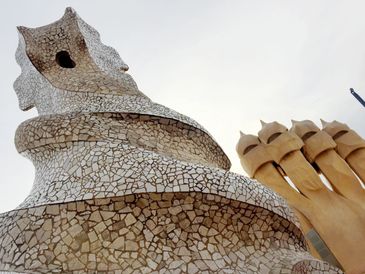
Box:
237 120 365 273
0 8 342 273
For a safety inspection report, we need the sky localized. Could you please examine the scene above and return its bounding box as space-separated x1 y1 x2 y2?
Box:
0 0 365 213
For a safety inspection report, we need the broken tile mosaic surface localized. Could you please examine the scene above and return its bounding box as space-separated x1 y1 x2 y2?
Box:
0 7 342 273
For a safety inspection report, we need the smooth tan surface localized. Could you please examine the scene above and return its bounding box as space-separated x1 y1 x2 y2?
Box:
237 120 365 273
322 120 365 185
301 131 337 163
316 150 365 208
291 119 319 140
254 162 307 209
236 133 271 177
320 119 350 138
335 131 365 159
258 121 287 144
292 120 365 206
347 148 365 183
279 150 327 195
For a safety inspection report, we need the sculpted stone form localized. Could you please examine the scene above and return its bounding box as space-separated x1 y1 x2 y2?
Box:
236 132 320 259
322 119 365 184
0 8 341 273
237 120 365 273
291 120 365 207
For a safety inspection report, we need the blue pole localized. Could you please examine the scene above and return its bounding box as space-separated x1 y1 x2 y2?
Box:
350 88 365 108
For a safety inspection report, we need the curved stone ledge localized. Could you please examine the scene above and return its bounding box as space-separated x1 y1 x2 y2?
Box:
15 112 230 170
42 90 213 137
17 141 298 227
0 192 341 273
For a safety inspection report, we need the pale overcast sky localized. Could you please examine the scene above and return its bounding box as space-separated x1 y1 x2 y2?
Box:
0 0 364 213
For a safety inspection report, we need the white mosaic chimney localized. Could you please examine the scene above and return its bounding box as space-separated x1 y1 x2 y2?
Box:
0 7 342 273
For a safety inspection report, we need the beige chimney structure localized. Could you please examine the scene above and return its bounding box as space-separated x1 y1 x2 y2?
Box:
291 120 365 207
322 120 365 184
237 120 365 273
0 8 344 274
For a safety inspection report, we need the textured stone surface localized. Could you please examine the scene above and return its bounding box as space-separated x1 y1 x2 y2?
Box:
0 7 342 273
15 112 230 170
0 193 339 273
